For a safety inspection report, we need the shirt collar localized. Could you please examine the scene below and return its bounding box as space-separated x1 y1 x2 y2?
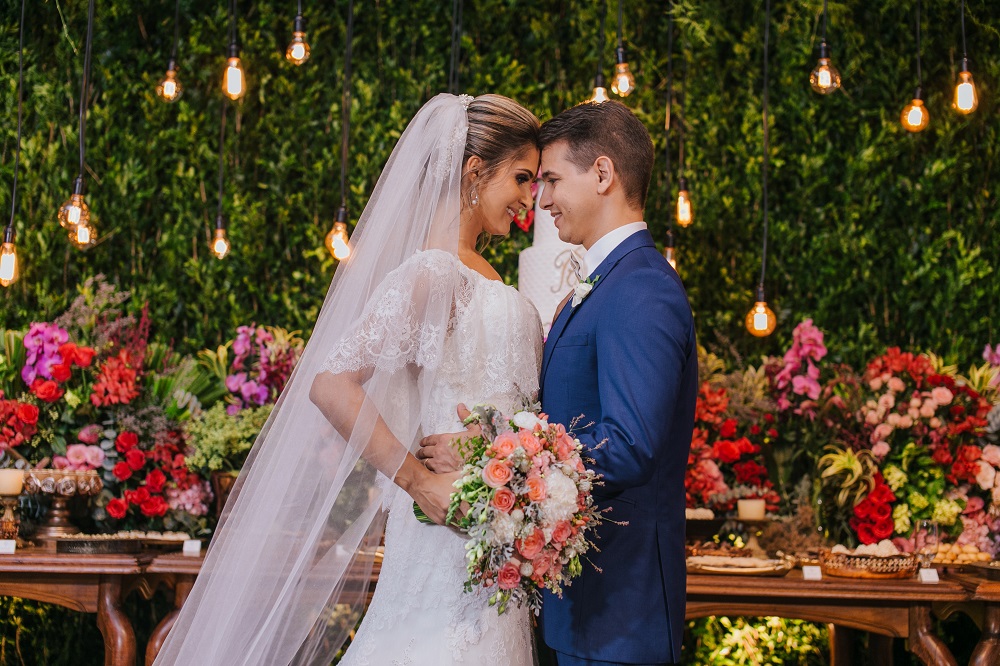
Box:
582 222 647 278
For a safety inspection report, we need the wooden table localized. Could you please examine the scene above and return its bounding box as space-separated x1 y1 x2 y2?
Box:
686 569 969 665
0 547 145 666
943 571 1000 666
141 550 383 665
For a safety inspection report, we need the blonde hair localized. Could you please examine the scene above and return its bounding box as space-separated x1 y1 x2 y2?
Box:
462 94 540 208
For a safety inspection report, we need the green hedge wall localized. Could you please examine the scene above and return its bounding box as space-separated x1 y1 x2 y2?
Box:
1 0 998 366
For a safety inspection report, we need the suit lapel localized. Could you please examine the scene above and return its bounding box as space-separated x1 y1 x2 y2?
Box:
541 229 656 384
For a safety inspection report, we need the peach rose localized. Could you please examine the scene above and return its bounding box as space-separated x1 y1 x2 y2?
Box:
518 430 542 457
492 432 519 458
931 387 954 406
517 528 546 559
887 377 906 393
525 474 547 502
498 561 521 590
551 520 572 544
492 487 516 513
555 434 576 461
919 400 937 419
869 377 884 391
482 459 513 488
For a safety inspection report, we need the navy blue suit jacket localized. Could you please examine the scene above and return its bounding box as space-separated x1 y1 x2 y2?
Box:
538 229 697 664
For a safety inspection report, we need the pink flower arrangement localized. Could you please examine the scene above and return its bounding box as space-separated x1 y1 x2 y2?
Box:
424 405 602 614
773 319 828 414
224 325 303 413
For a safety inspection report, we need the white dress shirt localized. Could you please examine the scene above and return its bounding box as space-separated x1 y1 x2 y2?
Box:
581 221 647 278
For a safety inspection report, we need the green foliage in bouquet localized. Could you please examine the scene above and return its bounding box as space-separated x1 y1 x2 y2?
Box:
184 402 273 475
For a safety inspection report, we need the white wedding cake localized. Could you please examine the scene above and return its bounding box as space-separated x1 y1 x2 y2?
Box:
517 184 585 335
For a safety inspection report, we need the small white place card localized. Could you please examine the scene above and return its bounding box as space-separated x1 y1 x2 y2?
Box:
919 568 940 583
802 565 822 581
0 540 17 554
182 539 202 556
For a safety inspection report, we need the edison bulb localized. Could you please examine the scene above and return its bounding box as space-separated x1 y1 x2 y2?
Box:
58 193 90 229
0 241 17 287
611 62 636 97
953 70 978 114
589 86 610 104
901 98 929 132
326 221 351 260
810 51 841 94
664 246 677 271
223 57 245 100
745 300 777 337
210 228 230 259
156 66 182 102
286 32 311 65
676 177 693 227
69 223 96 250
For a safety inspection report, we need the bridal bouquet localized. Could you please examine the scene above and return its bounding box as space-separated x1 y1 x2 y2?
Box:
419 405 603 614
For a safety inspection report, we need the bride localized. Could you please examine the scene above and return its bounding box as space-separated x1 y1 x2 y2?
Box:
154 93 543 665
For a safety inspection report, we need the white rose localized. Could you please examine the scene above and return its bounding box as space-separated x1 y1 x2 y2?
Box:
571 281 593 307
512 411 541 431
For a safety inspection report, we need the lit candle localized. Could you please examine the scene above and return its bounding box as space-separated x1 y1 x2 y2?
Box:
0 469 24 496
737 498 766 521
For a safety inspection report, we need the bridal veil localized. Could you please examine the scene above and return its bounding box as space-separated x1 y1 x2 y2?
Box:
154 93 473 665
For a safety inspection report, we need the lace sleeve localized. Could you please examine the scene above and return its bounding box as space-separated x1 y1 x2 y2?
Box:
320 250 461 376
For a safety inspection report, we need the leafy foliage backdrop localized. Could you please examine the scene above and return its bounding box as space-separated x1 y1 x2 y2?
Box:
0 0 997 368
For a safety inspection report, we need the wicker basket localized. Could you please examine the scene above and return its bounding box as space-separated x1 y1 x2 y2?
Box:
819 549 919 579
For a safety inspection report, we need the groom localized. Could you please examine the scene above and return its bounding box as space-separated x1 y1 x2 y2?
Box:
419 101 697 665
533 101 697 665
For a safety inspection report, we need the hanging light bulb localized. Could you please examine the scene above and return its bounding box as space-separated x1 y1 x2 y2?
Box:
211 216 231 259
611 47 636 97
901 87 929 132
953 59 978 114
0 227 18 287
58 177 90 230
675 176 693 227
325 207 352 260
223 45 245 100
810 41 841 94
156 59 183 102
663 230 677 271
286 13 311 65
745 287 777 337
589 73 610 104
69 221 96 250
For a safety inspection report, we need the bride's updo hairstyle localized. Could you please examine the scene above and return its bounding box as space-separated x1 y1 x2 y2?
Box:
462 94 540 205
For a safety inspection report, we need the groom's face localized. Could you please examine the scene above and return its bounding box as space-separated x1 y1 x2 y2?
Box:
540 141 599 249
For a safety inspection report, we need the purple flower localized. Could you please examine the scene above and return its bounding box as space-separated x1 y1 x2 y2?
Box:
225 372 248 393
226 403 241 416
21 365 37 385
984 344 1000 366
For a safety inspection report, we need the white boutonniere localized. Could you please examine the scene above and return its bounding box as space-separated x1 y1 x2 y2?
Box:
572 275 600 307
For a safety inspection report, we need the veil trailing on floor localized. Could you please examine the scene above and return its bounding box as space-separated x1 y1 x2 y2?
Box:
154 93 473 666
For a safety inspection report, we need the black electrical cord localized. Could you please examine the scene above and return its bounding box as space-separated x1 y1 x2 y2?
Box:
216 101 227 221
340 0 355 210
758 0 771 291
6 0 26 238
78 0 96 180
595 0 607 86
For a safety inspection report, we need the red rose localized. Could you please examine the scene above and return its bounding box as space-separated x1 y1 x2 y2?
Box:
950 405 965 417
74 346 96 367
932 446 953 466
51 362 72 383
115 431 139 453
853 500 872 520
871 485 896 504
872 517 894 540
145 468 167 494
719 419 738 439
139 495 169 518
112 461 133 481
30 379 63 403
125 448 146 471
712 440 742 464
872 502 892 520
750 424 762 436
766 428 779 438
125 487 151 505
106 497 129 520
855 522 877 545
16 403 39 425
763 413 775 423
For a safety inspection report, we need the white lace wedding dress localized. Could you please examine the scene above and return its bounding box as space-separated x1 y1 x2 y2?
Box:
334 250 543 666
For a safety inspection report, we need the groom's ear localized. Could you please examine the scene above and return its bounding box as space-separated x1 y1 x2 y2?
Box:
594 156 615 195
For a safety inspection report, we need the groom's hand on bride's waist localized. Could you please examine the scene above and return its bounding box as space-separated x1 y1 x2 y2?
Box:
416 403 480 473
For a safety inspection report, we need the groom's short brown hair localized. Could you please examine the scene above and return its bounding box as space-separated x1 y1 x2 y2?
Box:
539 101 654 209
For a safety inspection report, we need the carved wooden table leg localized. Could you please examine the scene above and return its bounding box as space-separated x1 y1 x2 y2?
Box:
145 575 194 666
829 624 855 666
909 604 956 666
969 603 1000 666
97 575 136 666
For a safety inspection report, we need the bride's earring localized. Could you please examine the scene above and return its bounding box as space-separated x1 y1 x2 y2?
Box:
471 187 479 206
